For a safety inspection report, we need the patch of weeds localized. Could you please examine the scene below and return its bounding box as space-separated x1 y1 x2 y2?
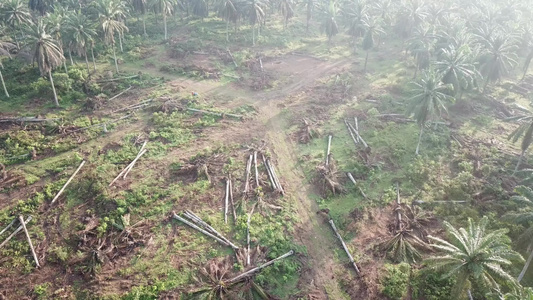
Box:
33 283 50 300
380 263 410 300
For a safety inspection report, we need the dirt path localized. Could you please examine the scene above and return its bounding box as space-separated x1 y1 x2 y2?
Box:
251 56 352 298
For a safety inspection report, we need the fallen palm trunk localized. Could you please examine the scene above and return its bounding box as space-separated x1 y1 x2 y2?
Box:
0 216 32 249
326 135 332 166
186 108 243 120
348 123 368 148
329 219 360 275
96 74 139 83
112 99 153 113
183 210 239 249
396 184 402 230
253 151 259 188
247 203 257 267
228 177 237 222
172 212 238 249
244 154 253 193
265 159 284 195
109 142 147 186
19 216 40 268
344 119 358 148
346 172 367 199
0 219 16 236
0 117 60 123
227 49 238 67
264 157 278 190
65 115 131 134
224 179 230 224
51 160 86 204
108 86 133 101
122 149 147 179
227 249 295 283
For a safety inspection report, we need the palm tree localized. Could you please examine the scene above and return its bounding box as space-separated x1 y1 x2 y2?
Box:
434 45 480 99
476 34 518 92
301 0 317 33
506 110 533 174
92 0 129 74
407 70 454 155
66 11 98 73
46 6 70 71
395 0 427 38
1 0 33 47
342 0 368 45
278 0 293 29
151 0 175 40
504 186 533 283
361 17 383 72
245 0 265 46
321 0 338 43
131 0 149 36
190 0 209 18
406 25 435 78
425 217 523 299
28 0 54 16
0 36 16 98
217 0 238 42
26 19 66 107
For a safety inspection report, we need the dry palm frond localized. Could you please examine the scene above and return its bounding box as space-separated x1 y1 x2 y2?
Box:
316 159 345 196
236 245 267 267
189 256 236 299
298 119 319 144
403 204 436 241
380 229 429 263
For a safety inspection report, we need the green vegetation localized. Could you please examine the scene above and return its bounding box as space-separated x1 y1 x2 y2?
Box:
1 0 533 299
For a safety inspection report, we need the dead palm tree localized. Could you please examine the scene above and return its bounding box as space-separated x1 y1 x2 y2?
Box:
26 19 65 107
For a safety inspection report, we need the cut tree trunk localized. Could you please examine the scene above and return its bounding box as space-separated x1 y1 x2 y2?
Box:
326 135 332 166
518 244 533 282
244 154 253 193
329 219 360 275
19 216 40 268
348 123 368 148
0 216 32 249
224 179 230 224
112 44 119 74
186 108 243 120
0 219 16 236
415 126 424 155
49 70 59 107
172 212 233 248
0 69 9 98
179 211 239 249
227 249 294 283
108 86 133 101
396 183 402 230
347 172 367 199
122 149 147 179
51 160 86 204
345 119 358 148
228 176 237 222
253 151 259 188
247 203 256 267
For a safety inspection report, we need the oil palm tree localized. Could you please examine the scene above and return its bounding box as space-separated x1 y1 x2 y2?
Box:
504 186 533 283
245 0 265 46
506 110 533 174
300 0 317 33
406 25 436 78
425 217 523 299
407 70 454 155
66 11 98 73
150 0 176 40
321 0 338 43
92 0 129 74
342 0 367 43
28 0 54 16
434 45 480 99
278 0 293 29
395 0 427 38
1 0 33 47
0 36 16 98
190 0 209 18
217 0 238 42
131 0 149 36
476 34 518 92
26 19 65 107
361 17 384 72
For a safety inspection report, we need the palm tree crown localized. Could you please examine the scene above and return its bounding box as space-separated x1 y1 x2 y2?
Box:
425 216 523 299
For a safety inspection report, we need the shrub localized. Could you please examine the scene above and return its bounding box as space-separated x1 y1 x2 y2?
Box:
381 263 410 300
